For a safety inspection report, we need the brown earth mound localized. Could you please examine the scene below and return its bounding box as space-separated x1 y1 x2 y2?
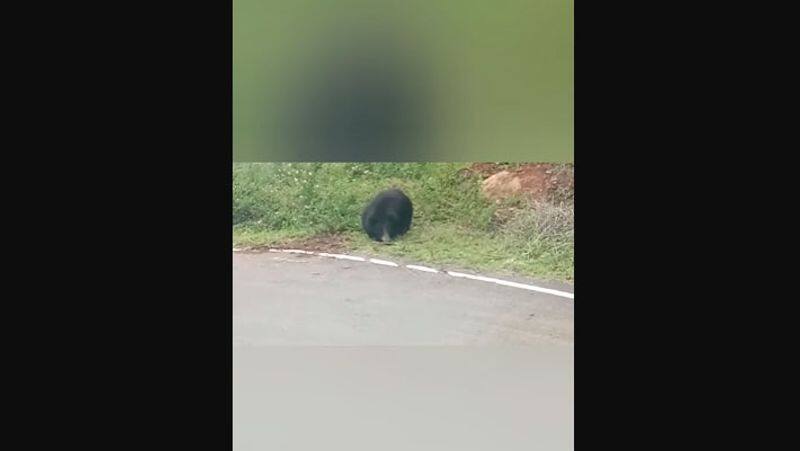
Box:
466 163 574 203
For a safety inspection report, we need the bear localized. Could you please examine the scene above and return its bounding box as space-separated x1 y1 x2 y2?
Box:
361 189 413 243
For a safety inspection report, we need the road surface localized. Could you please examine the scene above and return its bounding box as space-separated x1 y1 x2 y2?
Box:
233 251 574 346
234 251 574 450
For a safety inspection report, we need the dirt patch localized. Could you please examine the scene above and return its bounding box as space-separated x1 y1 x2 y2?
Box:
467 163 574 204
241 233 351 254
467 163 511 178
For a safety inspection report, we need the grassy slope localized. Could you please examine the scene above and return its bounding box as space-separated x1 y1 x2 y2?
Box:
233 163 573 282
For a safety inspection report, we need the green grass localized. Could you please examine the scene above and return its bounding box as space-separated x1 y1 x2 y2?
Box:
233 163 573 282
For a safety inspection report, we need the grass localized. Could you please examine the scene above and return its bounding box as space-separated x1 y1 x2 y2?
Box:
233 162 573 282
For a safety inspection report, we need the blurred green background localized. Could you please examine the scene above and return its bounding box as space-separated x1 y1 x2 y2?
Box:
234 0 573 162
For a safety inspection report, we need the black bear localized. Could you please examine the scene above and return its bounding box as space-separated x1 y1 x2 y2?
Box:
361 189 413 243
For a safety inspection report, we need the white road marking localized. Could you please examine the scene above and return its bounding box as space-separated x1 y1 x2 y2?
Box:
446 271 574 300
317 253 366 262
236 248 574 299
406 264 439 273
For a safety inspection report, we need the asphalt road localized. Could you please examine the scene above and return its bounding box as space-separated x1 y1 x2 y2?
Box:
233 251 574 346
